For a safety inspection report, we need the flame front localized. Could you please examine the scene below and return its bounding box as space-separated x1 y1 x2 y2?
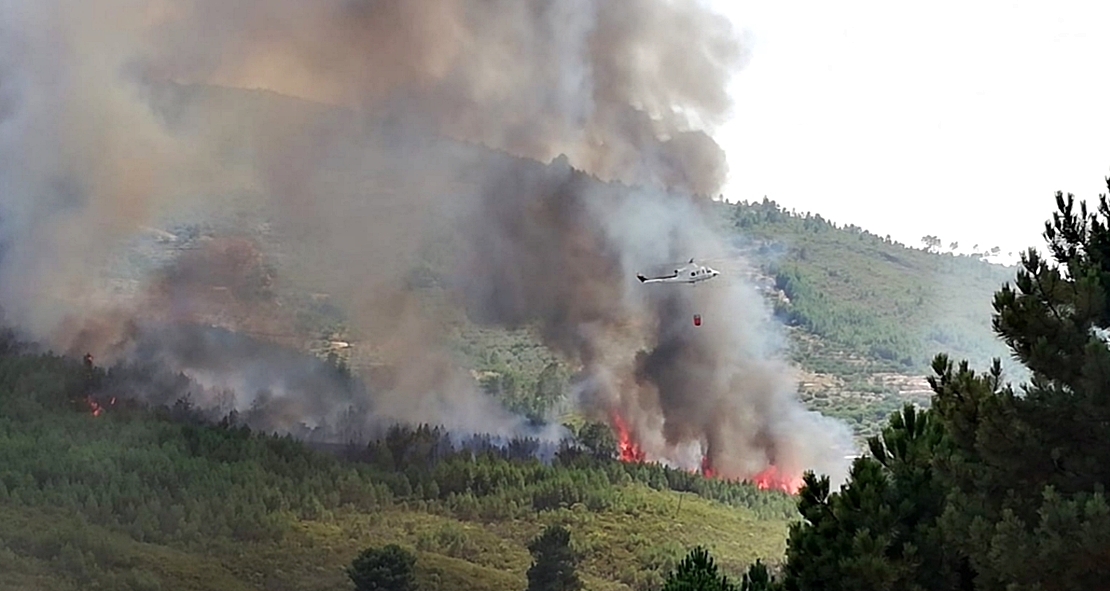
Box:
752 464 803 494
608 410 802 494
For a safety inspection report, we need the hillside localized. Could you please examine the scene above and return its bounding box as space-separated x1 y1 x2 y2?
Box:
711 198 1025 440
719 198 1019 373
0 339 795 591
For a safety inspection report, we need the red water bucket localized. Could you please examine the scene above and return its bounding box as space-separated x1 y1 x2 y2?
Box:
693 314 701 326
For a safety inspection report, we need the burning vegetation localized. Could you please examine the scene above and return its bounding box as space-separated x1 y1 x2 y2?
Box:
607 410 803 494
83 394 117 417
610 411 646 463
80 353 116 417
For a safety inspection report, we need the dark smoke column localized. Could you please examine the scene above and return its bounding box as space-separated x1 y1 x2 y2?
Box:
451 152 854 487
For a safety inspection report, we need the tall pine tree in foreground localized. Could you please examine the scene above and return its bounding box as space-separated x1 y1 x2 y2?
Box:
774 405 966 591
754 173 1110 590
930 183 1110 590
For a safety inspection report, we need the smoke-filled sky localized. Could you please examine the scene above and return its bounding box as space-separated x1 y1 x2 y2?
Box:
0 0 853 485
711 0 1110 265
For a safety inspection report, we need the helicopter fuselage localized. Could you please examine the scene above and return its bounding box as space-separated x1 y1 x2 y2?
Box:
636 263 720 284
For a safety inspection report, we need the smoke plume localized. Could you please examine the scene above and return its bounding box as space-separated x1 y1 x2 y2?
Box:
0 0 852 484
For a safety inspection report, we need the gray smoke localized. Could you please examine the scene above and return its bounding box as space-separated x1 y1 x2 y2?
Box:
0 0 852 483
452 156 852 481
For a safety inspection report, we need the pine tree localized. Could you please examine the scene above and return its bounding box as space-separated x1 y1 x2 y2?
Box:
662 546 738 591
576 421 618 460
346 544 417 591
525 524 583 591
929 183 1110 590
740 559 775 591
775 405 965 591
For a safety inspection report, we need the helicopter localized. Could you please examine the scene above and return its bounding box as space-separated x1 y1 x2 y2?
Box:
636 258 722 326
636 258 721 285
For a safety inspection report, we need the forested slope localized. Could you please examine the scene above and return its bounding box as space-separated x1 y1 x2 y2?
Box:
719 197 1018 375
0 337 795 591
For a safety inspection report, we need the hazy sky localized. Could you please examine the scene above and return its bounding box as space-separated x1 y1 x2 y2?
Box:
709 1 1110 264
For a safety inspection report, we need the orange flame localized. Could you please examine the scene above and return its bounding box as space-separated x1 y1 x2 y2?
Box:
608 411 645 462
84 395 116 417
752 464 803 494
700 455 716 478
